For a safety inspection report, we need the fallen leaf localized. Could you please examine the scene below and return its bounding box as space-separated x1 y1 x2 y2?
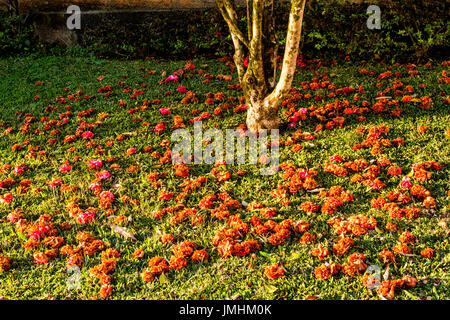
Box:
108 224 137 242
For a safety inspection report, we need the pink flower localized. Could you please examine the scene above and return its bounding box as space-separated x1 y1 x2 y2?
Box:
89 182 102 192
99 191 114 200
28 225 49 240
96 170 111 180
299 108 308 115
297 169 309 179
77 211 96 224
164 75 179 83
13 166 24 175
59 164 72 173
82 131 94 139
399 176 413 189
88 159 103 170
38 225 50 234
290 114 300 122
160 108 171 115
177 86 187 93
330 154 344 163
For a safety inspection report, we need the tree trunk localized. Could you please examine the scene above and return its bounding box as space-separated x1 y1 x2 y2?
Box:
217 0 306 133
246 97 279 132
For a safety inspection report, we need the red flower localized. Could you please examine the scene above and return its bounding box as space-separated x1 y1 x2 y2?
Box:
159 191 174 201
0 193 13 205
99 284 112 299
33 252 49 264
330 154 343 162
126 147 137 155
47 178 62 188
177 86 187 93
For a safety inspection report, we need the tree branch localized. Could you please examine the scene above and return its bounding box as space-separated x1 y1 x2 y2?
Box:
262 0 278 89
216 0 246 82
217 0 250 48
248 0 265 82
247 0 253 41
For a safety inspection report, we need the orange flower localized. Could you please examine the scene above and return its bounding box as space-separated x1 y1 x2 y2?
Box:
264 263 284 279
291 144 303 152
174 164 190 177
392 243 412 255
333 237 354 256
420 248 434 258
66 254 83 268
101 248 120 260
347 252 367 272
417 126 428 134
379 249 396 264
422 196 436 208
169 256 187 270
314 264 331 280
387 166 402 176
141 269 155 283
191 250 209 263
132 248 145 259
0 256 11 271
399 231 415 244
217 171 231 181
260 207 277 218
299 201 319 213
99 284 112 299
310 245 329 259
33 252 49 264
299 232 315 244
386 222 398 232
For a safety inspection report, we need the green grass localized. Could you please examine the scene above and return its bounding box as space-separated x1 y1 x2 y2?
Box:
0 53 448 300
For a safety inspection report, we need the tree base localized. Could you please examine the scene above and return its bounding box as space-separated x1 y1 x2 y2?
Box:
246 100 279 132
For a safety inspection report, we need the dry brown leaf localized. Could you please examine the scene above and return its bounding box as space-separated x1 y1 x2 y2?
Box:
109 224 137 242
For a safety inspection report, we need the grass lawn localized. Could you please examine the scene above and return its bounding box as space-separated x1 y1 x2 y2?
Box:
0 53 448 300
